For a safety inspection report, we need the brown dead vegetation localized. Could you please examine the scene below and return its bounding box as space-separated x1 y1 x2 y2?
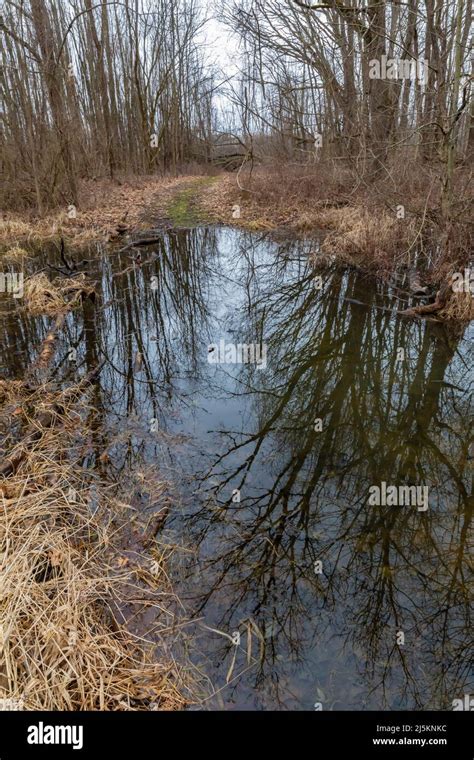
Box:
23 272 95 317
2 169 471 324
0 375 191 711
0 175 210 251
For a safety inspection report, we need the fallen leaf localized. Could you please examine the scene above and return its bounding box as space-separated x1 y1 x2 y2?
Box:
49 549 62 567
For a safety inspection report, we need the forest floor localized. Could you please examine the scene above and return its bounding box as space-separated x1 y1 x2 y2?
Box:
0 175 206 251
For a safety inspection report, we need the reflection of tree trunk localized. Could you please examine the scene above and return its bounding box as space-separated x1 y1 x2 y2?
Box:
82 290 98 372
3 311 29 376
81 278 109 469
247 272 371 526
412 328 456 426
306 275 370 481
375 321 465 501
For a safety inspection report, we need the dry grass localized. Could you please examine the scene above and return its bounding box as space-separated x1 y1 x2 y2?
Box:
0 212 92 251
438 282 474 323
0 379 191 711
0 244 30 262
198 173 286 230
315 206 418 274
23 273 94 317
0 219 34 243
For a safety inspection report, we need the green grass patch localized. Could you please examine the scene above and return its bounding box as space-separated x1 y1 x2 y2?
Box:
167 177 216 227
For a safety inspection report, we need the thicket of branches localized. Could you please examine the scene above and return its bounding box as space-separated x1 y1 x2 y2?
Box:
221 0 472 216
1 0 215 211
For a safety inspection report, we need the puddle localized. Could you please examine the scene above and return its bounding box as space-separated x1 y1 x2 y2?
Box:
1 226 472 710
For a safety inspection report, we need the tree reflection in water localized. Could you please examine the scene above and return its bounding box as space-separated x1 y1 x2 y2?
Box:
0 227 472 709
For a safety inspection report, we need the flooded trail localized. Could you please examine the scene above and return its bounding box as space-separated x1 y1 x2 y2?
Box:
1 226 472 710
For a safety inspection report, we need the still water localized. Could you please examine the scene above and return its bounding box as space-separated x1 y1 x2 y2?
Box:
1 226 472 710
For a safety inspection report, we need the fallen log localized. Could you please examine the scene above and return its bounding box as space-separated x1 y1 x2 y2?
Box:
115 235 164 254
141 506 170 548
37 314 65 368
399 280 450 318
24 313 66 383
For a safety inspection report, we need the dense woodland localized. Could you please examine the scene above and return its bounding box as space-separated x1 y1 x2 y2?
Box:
1 0 215 210
1 0 472 216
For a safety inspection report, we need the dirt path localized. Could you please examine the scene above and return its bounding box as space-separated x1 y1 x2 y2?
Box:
0 175 218 251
